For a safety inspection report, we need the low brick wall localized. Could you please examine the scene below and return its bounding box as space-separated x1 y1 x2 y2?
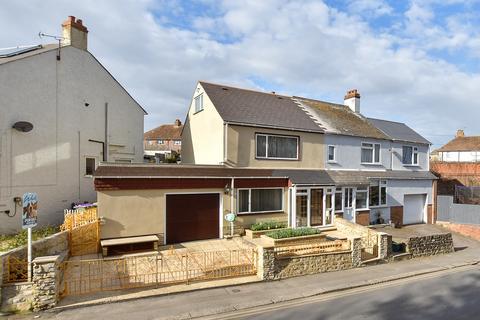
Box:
437 221 480 241
407 233 454 257
258 238 362 280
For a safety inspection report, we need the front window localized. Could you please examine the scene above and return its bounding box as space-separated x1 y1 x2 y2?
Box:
335 187 343 212
174 140 181 145
194 94 204 113
356 187 368 209
369 180 387 207
344 187 354 208
157 139 164 144
402 146 419 165
328 145 336 162
361 142 381 164
238 188 283 214
256 134 299 160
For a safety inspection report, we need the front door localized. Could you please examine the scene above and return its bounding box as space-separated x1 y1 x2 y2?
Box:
343 187 355 222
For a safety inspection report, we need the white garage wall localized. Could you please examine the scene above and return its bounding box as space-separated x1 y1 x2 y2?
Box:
387 179 433 208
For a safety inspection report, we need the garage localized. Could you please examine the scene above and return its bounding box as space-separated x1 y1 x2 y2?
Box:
403 194 426 225
166 193 220 244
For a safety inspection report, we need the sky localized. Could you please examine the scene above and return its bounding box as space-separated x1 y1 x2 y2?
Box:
2 0 480 149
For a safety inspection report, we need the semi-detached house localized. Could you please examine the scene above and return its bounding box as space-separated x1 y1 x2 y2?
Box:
95 82 436 245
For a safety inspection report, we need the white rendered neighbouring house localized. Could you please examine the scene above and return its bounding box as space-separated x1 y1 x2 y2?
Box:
181 82 437 228
0 16 146 233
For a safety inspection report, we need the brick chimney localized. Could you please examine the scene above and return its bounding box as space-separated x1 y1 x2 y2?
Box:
344 89 360 113
456 129 465 138
61 16 88 50
174 119 182 126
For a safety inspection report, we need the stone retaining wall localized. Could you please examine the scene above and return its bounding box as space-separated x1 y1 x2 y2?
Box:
258 237 363 280
32 255 65 311
0 282 33 313
0 231 68 312
406 233 454 257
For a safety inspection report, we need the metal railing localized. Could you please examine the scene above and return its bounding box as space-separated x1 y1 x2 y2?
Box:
61 248 257 296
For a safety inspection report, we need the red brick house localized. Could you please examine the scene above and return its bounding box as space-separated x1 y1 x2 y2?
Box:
144 119 183 162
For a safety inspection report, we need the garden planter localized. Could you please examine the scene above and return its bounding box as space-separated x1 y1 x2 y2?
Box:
260 233 327 247
245 228 290 239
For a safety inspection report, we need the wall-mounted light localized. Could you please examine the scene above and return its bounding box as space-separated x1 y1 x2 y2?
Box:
12 121 34 132
224 184 231 195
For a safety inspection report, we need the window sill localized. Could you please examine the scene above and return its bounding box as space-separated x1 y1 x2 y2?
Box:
370 205 388 209
193 109 204 115
403 164 420 167
255 157 299 161
84 175 93 178
327 160 338 164
237 210 285 215
360 162 383 166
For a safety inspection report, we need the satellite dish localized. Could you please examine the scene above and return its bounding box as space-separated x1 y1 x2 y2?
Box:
12 121 34 132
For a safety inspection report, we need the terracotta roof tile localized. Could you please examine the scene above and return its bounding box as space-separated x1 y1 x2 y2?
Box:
438 136 480 152
144 123 183 140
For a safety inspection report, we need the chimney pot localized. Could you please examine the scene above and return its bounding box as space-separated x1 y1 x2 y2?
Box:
344 89 361 113
456 129 465 138
61 16 88 50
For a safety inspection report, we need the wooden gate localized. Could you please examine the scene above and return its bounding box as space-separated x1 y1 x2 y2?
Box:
60 248 257 296
61 207 100 256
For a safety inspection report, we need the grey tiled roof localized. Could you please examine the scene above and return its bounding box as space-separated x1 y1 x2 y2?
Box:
200 82 324 133
367 118 430 145
296 97 389 140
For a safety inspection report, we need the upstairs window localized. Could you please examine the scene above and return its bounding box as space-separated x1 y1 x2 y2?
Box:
402 146 419 165
256 134 299 160
328 145 336 162
361 142 381 164
194 94 204 113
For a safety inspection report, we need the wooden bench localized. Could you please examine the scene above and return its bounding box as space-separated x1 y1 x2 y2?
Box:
100 235 159 256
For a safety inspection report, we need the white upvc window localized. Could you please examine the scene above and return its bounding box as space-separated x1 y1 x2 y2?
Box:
255 133 299 160
173 140 181 145
334 187 343 212
369 180 387 207
327 145 336 162
402 146 419 165
194 94 204 113
237 188 284 214
356 186 369 210
361 142 381 164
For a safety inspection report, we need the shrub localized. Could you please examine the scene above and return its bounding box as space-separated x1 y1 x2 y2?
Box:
265 227 320 239
250 221 287 231
0 225 59 252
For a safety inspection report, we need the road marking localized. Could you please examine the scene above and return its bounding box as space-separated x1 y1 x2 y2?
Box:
198 264 480 320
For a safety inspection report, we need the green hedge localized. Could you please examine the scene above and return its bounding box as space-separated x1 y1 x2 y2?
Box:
265 227 320 239
250 221 287 231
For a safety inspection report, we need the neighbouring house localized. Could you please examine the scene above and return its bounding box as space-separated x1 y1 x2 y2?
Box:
436 130 480 162
431 130 480 195
143 119 183 163
95 82 436 245
0 16 146 233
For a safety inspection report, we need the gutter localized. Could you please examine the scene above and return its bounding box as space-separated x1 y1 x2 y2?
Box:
94 175 290 179
224 121 324 134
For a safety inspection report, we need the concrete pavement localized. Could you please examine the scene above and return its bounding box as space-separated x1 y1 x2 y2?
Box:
3 227 480 320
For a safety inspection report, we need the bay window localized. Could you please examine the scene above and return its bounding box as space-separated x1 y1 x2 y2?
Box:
256 134 299 160
238 188 283 214
356 187 368 209
361 142 381 164
369 180 387 207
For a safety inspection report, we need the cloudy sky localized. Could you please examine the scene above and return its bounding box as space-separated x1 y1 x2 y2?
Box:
2 0 480 148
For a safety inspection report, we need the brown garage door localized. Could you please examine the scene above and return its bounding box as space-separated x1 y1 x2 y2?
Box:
166 193 220 244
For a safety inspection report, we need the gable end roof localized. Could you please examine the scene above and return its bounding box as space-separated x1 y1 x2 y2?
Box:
437 136 480 152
